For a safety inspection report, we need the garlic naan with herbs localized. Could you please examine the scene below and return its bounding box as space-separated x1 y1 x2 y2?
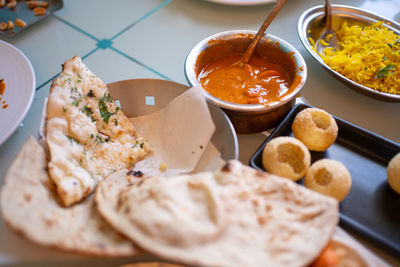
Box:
45 56 151 206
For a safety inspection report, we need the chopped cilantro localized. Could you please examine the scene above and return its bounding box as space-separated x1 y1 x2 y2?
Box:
90 133 94 139
77 73 82 79
99 93 113 103
71 87 78 93
98 94 119 124
81 104 93 115
96 135 103 143
140 143 144 149
364 67 368 71
132 140 139 148
375 63 396 79
70 95 82 107
77 79 81 83
95 134 111 143
388 43 393 48
66 135 80 145
396 39 400 44
62 107 67 112
114 119 118 126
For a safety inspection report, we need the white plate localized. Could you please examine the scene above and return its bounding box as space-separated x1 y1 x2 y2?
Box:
204 0 275 6
0 41 35 145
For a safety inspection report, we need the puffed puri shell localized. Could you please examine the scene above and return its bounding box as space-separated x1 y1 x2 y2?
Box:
387 152 400 195
305 159 352 202
262 136 311 181
292 108 338 152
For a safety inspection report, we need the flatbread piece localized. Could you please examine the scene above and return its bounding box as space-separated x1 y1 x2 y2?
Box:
0 137 137 256
45 56 151 206
95 160 339 267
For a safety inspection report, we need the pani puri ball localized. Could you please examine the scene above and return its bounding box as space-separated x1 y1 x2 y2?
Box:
305 159 351 202
292 108 338 151
262 136 311 181
387 153 400 195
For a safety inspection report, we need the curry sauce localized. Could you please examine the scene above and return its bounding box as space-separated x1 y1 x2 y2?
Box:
198 54 291 105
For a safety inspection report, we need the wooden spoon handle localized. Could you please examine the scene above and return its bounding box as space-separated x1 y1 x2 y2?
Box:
325 0 332 30
242 0 288 64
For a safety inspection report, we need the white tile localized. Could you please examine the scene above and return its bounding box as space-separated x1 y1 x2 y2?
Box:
82 48 161 83
55 0 165 39
0 16 96 86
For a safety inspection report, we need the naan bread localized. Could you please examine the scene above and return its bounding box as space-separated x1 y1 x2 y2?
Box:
95 160 339 267
0 137 137 256
45 56 151 206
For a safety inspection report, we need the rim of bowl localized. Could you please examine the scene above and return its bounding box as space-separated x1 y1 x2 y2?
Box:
185 30 307 112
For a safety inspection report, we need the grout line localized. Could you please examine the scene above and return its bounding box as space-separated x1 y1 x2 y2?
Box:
53 15 100 42
109 46 171 80
37 1 172 93
36 73 59 91
35 47 100 92
110 0 172 41
82 47 100 60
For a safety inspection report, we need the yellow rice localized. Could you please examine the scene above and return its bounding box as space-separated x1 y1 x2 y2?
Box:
321 21 400 94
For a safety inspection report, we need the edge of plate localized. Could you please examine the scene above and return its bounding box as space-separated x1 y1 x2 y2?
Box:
0 40 36 146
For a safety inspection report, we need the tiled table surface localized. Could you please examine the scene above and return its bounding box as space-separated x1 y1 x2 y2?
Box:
0 0 399 266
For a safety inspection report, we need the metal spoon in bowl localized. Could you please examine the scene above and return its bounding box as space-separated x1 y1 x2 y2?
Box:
233 0 287 67
315 0 340 55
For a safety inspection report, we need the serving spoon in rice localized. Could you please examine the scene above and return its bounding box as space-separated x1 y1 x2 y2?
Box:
315 0 340 55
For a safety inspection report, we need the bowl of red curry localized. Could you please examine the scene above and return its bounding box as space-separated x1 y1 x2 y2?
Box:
185 30 307 134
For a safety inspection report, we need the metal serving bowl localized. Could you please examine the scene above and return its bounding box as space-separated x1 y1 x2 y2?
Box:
185 30 307 134
298 5 400 102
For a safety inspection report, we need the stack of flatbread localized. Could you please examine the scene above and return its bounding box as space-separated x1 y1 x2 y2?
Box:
1 56 152 256
0 56 340 266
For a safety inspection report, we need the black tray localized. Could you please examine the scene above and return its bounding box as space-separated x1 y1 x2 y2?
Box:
249 103 400 257
0 0 63 37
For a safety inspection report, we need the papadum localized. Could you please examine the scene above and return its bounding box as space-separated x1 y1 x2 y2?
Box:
95 160 339 267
